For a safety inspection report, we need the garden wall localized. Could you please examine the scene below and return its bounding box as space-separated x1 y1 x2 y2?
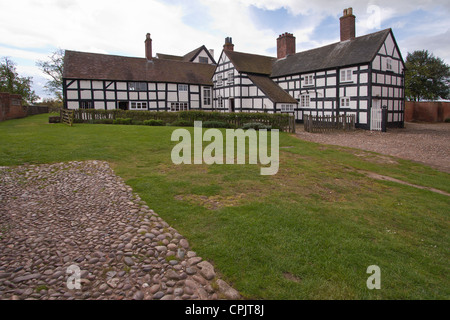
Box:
405 101 450 122
0 93 26 122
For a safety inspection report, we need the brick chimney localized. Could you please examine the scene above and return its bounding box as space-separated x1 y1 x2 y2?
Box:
340 8 356 41
277 32 296 59
145 33 152 60
223 37 234 51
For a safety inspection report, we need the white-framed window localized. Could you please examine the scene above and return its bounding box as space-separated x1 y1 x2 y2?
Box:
304 74 314 86
178 84 188 92
217 75 223 87
203 87 211 105
227 72 234 85
300 94 310 108
217 96 223 109
128 82 147 91
130 101 148 110
80 100 94 109
340 97 350 108
340 69 353 83
199 56 209 64
386 58 393 71
170 102 189 112
280 104 294 112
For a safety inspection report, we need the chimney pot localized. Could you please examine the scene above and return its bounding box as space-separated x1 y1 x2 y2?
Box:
340 7 356 41
223 37 234 51
277 32 296 59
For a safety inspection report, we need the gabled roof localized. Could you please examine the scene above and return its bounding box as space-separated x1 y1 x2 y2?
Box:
221 29 395 79
223 51 275 75
63 50 215 85
157 45 216 64
272 29 393 77
247 74 298 104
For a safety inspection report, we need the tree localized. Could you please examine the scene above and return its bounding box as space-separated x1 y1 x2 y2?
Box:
36 49 65 101
0 57 39 104
405 50 450 101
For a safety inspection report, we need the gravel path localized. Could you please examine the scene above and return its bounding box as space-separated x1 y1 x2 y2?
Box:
0 161 240 300
295 122 450 173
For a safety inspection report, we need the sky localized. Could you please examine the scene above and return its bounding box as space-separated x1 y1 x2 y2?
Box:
1 0 449 100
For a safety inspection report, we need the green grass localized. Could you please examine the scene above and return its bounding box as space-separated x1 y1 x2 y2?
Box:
1 114 449 299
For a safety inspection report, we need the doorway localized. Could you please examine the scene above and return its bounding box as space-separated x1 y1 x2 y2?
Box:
371 100 382 131
229 98 235 113
118 101 129 111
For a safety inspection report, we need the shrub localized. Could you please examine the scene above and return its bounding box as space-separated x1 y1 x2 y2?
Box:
143 119 165 126
202 120 233 129
242 122 272 130
72 109 293 131
170 120 194 127
445 118 450 123
113 118 132 125
48 116 60 123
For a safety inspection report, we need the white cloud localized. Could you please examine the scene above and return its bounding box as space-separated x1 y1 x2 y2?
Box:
399 29 450 63
0 0 218 57
1 0 449 99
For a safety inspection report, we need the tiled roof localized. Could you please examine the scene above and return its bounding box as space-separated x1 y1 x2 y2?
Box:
272 29 392 77
221 29 392 78
247 74 298 104
223 51 276 75
63 50 215 85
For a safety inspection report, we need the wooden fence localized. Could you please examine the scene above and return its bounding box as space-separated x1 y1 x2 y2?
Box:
60 109 74 126
304 114 355 133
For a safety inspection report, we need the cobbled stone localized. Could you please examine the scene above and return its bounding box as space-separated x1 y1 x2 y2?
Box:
0 161 239 300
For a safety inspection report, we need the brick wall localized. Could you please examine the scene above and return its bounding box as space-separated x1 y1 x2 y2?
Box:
340 8 356 41
0 92 27 121
277 33 296 59
405 101 450 122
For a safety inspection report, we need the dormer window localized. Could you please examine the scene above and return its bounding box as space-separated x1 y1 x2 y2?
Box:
340 68 353 83
300 94 310 108
304 74 314 86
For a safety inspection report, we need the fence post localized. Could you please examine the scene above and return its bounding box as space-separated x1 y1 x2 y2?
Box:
381 106 388 132
290 114 296 133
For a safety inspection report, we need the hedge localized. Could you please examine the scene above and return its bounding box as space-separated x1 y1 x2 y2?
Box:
71 109 295 132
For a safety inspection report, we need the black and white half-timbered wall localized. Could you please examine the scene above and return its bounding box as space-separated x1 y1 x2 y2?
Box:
210 8 405 130
63 34 216 112
63 8 405 130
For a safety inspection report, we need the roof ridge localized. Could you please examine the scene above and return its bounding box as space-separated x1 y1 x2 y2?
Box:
225 50 276 60
289 28 392 58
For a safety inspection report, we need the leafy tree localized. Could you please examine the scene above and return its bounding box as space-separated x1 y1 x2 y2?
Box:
36 49 64 101
0 57 39 104
405 50 450 101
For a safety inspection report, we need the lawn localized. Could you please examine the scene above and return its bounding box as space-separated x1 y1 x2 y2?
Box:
1 114 449 299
